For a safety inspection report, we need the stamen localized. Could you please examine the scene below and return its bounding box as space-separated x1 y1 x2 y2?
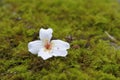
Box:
45 42 51 50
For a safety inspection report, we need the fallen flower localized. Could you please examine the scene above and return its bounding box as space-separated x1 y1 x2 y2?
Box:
28 28 70 60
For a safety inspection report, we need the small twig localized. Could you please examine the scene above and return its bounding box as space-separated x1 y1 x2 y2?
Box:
105 31 117 42
105 31 120 46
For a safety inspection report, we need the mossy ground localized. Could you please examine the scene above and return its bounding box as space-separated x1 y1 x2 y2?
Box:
0 0 120 80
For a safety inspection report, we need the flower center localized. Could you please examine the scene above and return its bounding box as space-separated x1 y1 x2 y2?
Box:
44 42 52 50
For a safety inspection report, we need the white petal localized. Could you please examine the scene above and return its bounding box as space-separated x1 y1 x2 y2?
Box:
39 28 53 42
51 40 70 50
38 48 53 60
28 40 42 54
52 50 68 57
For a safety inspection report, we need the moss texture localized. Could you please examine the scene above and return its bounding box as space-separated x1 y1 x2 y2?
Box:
0 0 120 80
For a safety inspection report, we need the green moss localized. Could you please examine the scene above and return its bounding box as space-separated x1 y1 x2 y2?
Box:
0 0 120 80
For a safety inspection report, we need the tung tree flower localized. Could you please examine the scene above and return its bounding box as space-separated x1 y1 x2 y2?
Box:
28 28 70 60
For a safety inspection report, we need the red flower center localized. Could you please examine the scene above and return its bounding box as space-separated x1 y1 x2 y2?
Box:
44 42 51 50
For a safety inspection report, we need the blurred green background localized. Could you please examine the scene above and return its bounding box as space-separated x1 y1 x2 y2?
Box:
0 0 120 80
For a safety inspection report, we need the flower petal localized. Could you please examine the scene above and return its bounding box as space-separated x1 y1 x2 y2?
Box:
28 40 42 54
38 48 53 60
39 28 53 42
52 50 68 57
51 40 70 50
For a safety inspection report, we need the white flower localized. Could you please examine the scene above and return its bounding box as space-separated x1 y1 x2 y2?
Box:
28 28 70 60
